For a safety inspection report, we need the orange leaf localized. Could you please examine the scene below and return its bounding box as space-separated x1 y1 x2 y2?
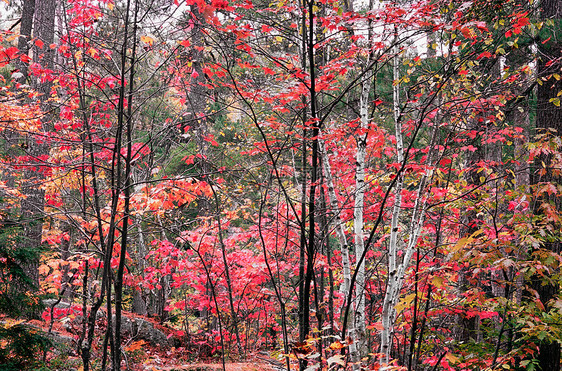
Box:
125 340 146 352
140 35 154 46
328 341 345 350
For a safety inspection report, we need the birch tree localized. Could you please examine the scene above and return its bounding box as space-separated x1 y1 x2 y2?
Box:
379 32 404 365
351 0 376 363
379 29 441 366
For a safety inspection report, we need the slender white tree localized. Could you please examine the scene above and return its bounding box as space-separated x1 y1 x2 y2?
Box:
352 50 373 368
380 28 441 365
380 32 404 364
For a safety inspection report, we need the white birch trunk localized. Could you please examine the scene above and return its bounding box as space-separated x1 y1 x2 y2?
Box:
351 63 372 368
351 2 376 365
319 139 352 296
380 33 439 365
318 138 359 363
380 37 404 364
381 173 430 362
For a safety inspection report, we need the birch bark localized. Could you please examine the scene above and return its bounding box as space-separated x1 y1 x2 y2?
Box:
350 1 376 364
380 36 438 365
318 138 355 361
351 60 372 366
319 139 352 298
380 37 403 363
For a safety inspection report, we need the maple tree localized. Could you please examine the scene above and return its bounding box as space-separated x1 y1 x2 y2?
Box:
0 0 561 370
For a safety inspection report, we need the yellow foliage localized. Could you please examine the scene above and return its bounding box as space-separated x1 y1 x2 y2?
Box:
0 102 42 133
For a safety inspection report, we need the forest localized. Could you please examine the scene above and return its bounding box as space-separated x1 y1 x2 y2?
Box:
0 0 561 369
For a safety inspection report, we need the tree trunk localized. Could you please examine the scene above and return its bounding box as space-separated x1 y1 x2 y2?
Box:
184 6 209 159
351 52 372 369
380 36 403 364
18 0 56 319
131 214 148 316
318 137 353 322
212 187 243 354
15 0 35 85
530 1 562 369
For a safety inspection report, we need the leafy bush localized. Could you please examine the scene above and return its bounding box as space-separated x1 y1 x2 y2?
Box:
0 220 44 318
0 206 51 368
0 321 51 370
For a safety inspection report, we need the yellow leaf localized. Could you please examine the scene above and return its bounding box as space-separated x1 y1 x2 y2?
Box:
3 319 25 329
445 352 460 364
140 35 154 46
450 229 483 254
396 293 416 313
87 48 98 58
431 276 445 288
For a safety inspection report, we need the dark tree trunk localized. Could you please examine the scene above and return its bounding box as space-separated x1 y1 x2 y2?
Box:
530 1 562 369
454 125 485 343
15 0 35 85
17 0 56 319
113 0 139 368
184 6 209 158
32 0 56 94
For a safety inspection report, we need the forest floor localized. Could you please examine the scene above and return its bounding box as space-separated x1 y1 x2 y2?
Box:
12 310 286 371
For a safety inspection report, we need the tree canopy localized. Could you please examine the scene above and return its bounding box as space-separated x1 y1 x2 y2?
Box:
0 0 561 370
